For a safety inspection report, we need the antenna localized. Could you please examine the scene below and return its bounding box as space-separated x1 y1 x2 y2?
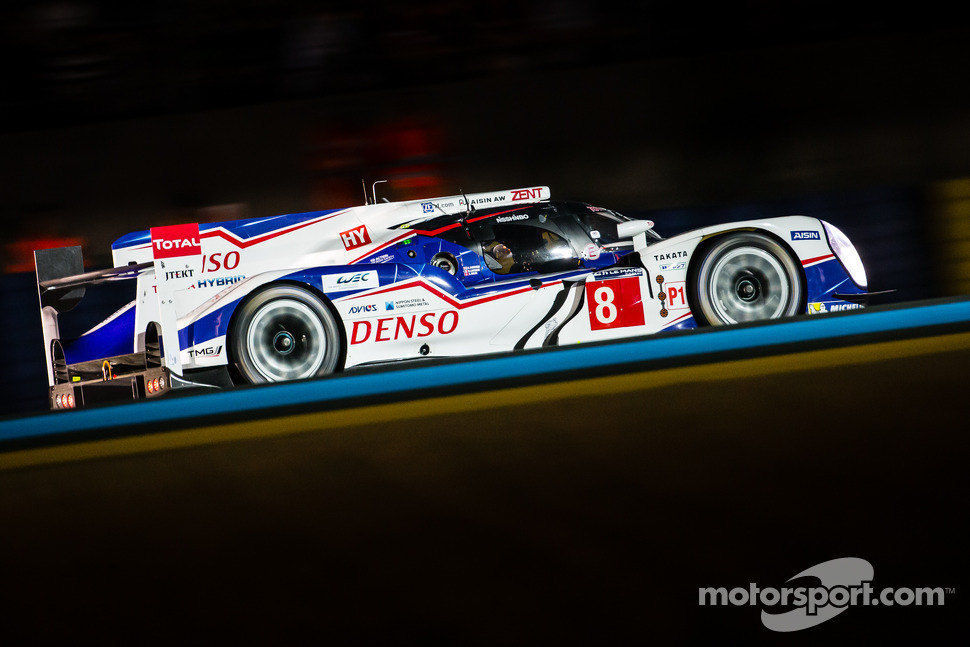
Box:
361 179 369 205
460 190 473 238
372 180 388 204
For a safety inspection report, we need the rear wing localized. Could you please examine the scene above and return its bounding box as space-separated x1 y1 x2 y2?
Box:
34 246 153 387
36 247 152 310
34 223 202 389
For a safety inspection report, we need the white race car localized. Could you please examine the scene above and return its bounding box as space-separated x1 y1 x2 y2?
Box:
35 185 872 409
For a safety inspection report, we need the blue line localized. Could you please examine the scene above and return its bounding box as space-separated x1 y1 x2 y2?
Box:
3 299 969 444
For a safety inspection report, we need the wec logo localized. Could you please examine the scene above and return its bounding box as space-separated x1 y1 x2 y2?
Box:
323 270 378 293
338 273 370 285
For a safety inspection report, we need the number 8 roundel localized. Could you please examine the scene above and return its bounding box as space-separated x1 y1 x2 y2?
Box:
585 277 645 330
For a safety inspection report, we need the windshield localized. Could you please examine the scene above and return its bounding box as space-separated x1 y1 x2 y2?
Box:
576 206 662 245
481 224 577 275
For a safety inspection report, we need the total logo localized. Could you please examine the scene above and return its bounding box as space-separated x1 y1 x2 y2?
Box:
351 310 459 344
151 223 203 259
155 238 201 252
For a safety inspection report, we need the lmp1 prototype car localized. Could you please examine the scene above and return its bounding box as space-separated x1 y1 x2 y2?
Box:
35 185 872 409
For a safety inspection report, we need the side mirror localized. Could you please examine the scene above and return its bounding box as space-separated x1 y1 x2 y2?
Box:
616 220 656 239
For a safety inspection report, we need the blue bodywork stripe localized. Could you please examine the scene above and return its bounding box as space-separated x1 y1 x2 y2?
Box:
3 298 969 443
62 303 137 364
111 209 343 250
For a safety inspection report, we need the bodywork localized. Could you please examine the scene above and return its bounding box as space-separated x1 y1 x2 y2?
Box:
35 186 869 408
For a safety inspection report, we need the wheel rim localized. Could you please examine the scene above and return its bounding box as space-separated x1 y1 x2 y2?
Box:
706 246 792 324
245 298 328 381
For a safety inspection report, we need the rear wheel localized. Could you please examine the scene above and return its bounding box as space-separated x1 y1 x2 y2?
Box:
231 285 341 383
692 232 803 325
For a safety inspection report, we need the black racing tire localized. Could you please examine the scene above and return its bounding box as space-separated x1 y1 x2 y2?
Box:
691 232 803 326
231 284 342 383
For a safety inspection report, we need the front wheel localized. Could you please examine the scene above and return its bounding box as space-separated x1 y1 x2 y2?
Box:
231 285 342 383
691 232 803 325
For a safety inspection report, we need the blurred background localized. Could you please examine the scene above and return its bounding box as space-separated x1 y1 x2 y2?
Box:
2 1 969 414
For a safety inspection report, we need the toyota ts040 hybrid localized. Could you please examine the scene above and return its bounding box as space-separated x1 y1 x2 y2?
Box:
35 185 873 409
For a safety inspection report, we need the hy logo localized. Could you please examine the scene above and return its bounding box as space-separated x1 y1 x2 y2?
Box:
340 225 371 250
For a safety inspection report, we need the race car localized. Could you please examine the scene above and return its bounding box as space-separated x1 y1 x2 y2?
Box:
35 185 873 409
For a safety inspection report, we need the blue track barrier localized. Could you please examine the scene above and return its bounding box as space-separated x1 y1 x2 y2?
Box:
2 298 969 445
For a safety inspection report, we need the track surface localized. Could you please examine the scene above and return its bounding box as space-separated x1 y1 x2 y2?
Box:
1 330 966 643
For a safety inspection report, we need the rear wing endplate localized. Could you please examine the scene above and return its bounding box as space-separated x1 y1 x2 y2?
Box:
34 246 151 387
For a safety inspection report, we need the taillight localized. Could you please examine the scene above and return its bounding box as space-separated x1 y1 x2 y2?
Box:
54 393 75 409
148 377 165 395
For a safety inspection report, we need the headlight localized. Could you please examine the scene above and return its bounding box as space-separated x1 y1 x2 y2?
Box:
822 221 867 289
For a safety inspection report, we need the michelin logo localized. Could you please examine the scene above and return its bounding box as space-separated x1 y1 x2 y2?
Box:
809 302 863 314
